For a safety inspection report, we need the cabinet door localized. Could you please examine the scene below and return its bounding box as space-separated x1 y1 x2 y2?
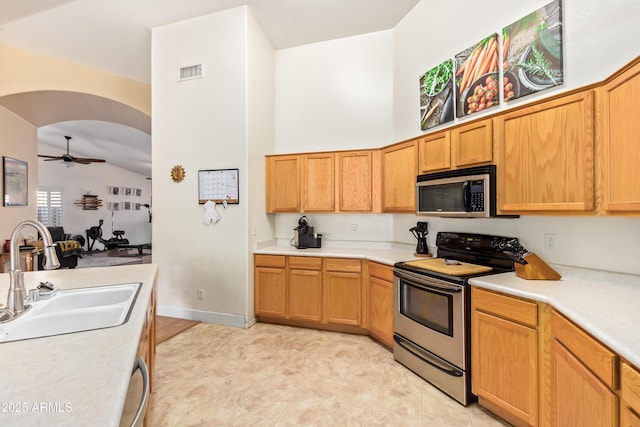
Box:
496 91 594 212
289 268 322 322
323 271 361 326
621 405 640 427
551 340 618 427
337 150 372 212
418 131 450 173
602 60 640 212
368 276 393 347
452 118 493 168
381 141 418 212
302 153 335 212
472 310 538 426
622 362 640 426
266 155 300 212
254 267 286 318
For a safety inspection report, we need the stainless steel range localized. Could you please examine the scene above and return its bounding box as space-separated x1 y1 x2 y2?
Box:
393 232 518 405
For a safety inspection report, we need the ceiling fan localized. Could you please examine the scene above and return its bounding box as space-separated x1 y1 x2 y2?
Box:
38 135 106 165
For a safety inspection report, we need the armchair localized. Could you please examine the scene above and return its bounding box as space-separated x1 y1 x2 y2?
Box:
37 227 85 270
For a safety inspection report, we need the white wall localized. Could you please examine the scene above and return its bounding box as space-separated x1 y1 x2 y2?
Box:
0 106 37 242
393 0 640 141
246 8 276 322
152 6 274 326
37 141 151 247
273 0 640 275
275 30 394 153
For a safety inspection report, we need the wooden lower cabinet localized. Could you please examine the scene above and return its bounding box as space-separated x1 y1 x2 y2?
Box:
621 362 640 427
551 340 617 427
323 258 362 326
254 255 287 318
366 261 393 348
470 288 640 427
255 255 391 337
550 309 618 427
621 407 640 427
288 256 322 322
471 287 539 427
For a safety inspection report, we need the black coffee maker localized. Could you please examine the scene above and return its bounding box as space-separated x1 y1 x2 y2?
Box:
294 216 322 249
409 221 429 256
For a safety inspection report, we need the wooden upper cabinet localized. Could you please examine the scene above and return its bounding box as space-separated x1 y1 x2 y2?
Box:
337 150 373 212
451 117 493 168
496 90 595 212
418 131 450 173
381 140 418 212
601 60 640 212
302 153 335 212
266 155 300 212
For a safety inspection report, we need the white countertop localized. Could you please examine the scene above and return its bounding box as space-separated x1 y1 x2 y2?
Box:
470 265 640 369
0 264 158 427
255 244 419 266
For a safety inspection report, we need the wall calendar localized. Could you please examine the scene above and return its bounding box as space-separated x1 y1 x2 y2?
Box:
198 168 239 204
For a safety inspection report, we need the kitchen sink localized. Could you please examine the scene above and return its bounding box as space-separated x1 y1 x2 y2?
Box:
0 283 141 343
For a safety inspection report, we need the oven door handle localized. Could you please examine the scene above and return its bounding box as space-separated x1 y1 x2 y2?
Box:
394 270 462 294
394 335 463 377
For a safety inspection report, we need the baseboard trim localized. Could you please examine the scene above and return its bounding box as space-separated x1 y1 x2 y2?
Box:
158 305 251 329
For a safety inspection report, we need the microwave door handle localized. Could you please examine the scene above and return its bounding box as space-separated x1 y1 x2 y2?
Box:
462 181 471 212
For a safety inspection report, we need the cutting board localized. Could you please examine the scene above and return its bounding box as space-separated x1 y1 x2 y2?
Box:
405 258 492 276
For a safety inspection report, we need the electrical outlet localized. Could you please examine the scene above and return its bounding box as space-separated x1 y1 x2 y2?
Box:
351 224 358 234
197 288 205 300
544 233 556 251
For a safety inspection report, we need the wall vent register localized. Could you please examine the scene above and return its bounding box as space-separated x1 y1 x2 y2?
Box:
178 64 204 81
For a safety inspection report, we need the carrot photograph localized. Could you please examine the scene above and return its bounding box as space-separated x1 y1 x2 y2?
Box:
455 33 499 117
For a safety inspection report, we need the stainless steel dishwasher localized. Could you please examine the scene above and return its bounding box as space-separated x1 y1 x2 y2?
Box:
119 356 150 427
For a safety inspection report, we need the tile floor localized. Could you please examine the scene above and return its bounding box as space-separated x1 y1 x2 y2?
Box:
150 322 510 426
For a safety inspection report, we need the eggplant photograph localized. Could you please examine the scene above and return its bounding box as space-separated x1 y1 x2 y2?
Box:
502 0 563 101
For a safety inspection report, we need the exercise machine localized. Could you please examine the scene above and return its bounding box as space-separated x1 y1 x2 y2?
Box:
85 219 129 251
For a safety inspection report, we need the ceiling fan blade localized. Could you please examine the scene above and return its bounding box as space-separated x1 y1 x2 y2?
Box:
74 158 106 163
43 157 65 161
41 136 106 166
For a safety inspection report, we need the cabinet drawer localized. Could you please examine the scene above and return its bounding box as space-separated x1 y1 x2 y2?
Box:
255 254 286 268
289 256 322 270
472 287 537 327
368 261 393 282
551 309 618 389
325 258 361 272
622 362 640 410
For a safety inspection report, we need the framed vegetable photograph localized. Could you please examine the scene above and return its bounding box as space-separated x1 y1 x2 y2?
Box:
3 156 28 207
419 58 455 130
455 33 500 118
502 0 563 102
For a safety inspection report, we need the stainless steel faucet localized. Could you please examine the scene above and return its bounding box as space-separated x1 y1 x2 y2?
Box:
5 220 60 317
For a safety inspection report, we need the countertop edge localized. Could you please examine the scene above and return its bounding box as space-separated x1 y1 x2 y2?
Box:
254 245 419 266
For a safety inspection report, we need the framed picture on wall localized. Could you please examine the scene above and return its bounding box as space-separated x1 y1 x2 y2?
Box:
3 156 28 207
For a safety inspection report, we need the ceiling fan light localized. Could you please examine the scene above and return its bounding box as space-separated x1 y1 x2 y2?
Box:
62 160 75 168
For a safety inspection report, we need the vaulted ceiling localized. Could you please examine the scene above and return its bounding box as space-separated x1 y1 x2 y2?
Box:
0 0 420 176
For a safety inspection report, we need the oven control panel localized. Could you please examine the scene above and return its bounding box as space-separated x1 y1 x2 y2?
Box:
436 232 518 254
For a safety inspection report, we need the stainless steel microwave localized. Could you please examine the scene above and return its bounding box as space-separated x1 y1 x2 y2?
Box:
416 165 511 218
